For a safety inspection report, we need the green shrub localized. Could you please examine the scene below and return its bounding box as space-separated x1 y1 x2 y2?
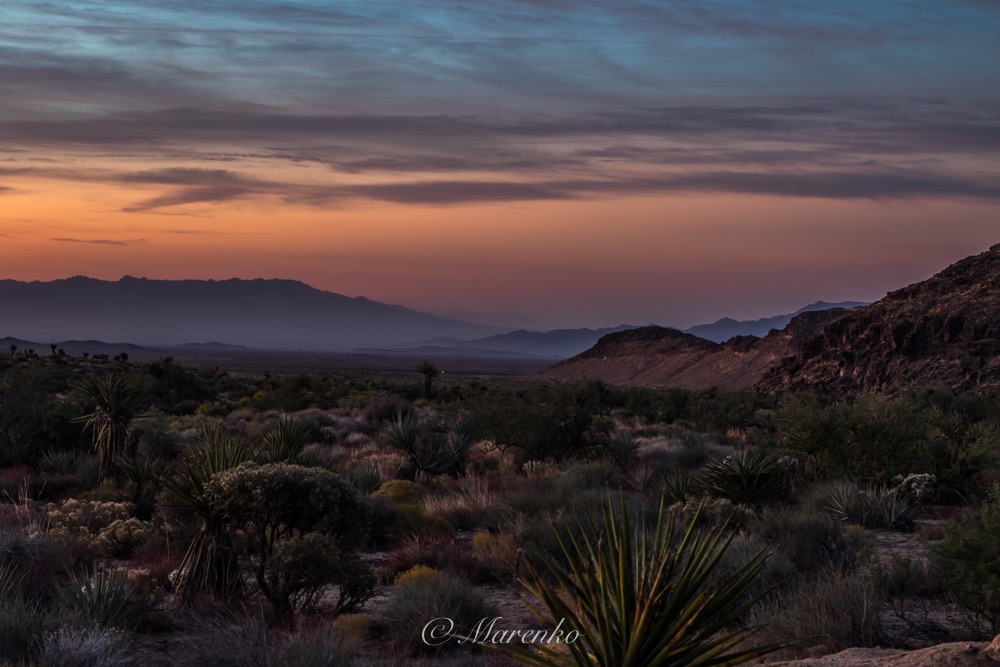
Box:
382 569 498 652
207 462 373 615
266 534 375 614
373 480 427 506
934 489 1000 631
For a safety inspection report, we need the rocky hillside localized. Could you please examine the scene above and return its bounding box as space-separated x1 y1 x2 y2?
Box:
546 244 1000 394
757 243 1000 394
544 308 848 390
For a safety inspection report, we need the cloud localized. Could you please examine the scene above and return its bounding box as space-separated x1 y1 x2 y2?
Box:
50 237 145 246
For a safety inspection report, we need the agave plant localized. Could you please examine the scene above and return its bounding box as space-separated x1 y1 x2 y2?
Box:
73 372 148 479
505 497 786 667
157 423 258 599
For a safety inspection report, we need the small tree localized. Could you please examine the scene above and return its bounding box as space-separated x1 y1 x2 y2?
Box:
208 462 375 615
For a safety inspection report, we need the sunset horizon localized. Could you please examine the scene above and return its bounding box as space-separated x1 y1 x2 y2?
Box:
3 1 998 331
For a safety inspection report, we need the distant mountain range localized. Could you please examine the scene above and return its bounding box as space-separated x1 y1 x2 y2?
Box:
0 276 507 350
683 301 868 342
548 244 1000 394
0 275 868 358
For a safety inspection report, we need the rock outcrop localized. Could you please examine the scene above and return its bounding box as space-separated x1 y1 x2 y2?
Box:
546 244 1000 394
757 244 1000 395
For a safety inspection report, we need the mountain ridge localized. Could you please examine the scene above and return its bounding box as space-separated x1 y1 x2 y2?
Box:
0 276 508 350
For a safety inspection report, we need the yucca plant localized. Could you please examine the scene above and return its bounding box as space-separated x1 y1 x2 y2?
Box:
661 468 693 505
348 462 384 495
382 412 470 480
505 497 786 667
261 417 315 463
696 449 792 510
157 423 258 599
57 565 146 630
73 372 148 479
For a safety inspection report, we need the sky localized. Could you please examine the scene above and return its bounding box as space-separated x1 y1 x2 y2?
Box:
1 1 999 330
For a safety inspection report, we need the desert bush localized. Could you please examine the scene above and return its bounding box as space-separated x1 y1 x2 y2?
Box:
423 477 494 531
96 518 153 559
508 496 785 666
36 626 133 667
934 489 1000 631
716 534 798 619
45 499 137 562
381 568 499 653
380 535 494 584
373 480 427 506
266 533 375 614
696 448 794 509
754 507 854 572
551 462 622 495
666 496 755 533
750 570 883 656
207 462 373 615
471 530 520 581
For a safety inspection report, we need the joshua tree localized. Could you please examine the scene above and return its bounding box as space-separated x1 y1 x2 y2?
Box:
73 372 147 479
7 345 15 357
417 360 438 399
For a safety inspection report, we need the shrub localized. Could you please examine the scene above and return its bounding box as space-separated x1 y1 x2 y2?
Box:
666 496 755 532
266 534 375 614
382 569 498 653
754 508 854 572
471 530 520 581
750 570 883 656
36 626 133 667
934 489 1000 631
96 518 153 559
380 536 494 584
507 497 786 667
373 480 427 506
207 462 373 615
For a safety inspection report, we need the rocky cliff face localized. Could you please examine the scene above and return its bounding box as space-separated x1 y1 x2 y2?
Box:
756 244 1000 395
546 244 1000 394
544 308 848 390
